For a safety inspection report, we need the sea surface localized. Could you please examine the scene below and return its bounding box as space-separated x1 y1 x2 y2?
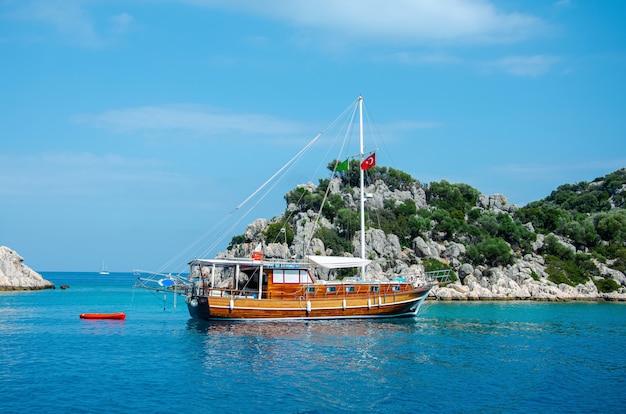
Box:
1 272 625 414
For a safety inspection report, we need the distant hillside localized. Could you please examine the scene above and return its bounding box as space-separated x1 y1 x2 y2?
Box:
514 168 626 287
225 165 626 300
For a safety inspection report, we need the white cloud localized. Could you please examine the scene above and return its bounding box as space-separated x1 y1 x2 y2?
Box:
73 105 305 137
12 0 102 47
489 54 560 77
375 51 461 65
110 12 136 35
0 152 178 199
72 104 442 149
8 0 136 47
192 0 546 45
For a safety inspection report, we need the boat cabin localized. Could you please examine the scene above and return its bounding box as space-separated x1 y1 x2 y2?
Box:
189 258 316 300
188 257 413 301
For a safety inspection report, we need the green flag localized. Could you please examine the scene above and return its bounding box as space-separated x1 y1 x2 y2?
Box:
336 159 349 171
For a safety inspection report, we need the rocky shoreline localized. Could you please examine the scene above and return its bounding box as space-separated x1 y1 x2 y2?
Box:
228 218 626 303
429 289 626 302
0 246 54 291
230 174 626 303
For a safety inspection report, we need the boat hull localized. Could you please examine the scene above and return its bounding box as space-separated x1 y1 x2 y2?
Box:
79 312 126 320
187 288 431 321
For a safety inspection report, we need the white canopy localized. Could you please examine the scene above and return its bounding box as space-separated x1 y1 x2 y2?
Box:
307 255 371 269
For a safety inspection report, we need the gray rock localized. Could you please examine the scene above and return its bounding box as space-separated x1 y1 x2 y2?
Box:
363 180 426 210
458 263 474 281
219 173 626 302
413 237 431 258
265 243 290 259
442 242 465 261
0 246 54 290
412 236 441 259
243 218 268 242
596 260 626 286
477 193 515 213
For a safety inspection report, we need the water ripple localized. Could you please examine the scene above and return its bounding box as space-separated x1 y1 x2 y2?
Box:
1 276 625 414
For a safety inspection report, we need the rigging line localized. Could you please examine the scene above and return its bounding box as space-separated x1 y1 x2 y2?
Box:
233 267 257 301
303 100 360 255
201 102 360 258
170 130 328 267
217 97 360 235
231 94 358 214
307 173 336 256
199 124 320 257
335 100 360 163
269 208 298 245
323 100 359 168
154 212 235 275
362 101 392 166
233 131 323 212
197 155 301 258
154 134 315 272
127 285 137 311
157 97 363 270
288 96 359 188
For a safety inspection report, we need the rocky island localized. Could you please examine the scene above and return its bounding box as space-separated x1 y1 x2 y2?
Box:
0 246 54 290
222 166 626 302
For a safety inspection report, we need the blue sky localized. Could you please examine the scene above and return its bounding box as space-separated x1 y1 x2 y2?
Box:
1 0 625 272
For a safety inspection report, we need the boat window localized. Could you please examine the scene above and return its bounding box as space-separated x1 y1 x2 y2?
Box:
346 286 355 293
306 286 315 293
370 286 380 293
284 270 300 283
392 285 401 292
326 286 336 293
272 269 312 284
300 271 312 283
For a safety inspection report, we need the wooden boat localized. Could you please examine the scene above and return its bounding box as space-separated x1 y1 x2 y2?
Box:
135 96 449 320
185 256 446 320
79 312 126 320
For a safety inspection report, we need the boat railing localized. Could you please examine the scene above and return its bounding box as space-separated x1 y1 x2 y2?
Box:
291 281 416 300
204 287 273 300
424 269 452 285
190 257 310 269
133 270 191 293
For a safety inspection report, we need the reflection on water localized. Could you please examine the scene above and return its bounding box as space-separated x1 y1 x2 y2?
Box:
183 317 441 413
185 318 440 378
185 316 427 337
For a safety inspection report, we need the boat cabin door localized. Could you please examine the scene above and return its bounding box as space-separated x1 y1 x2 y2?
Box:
247 269 268 298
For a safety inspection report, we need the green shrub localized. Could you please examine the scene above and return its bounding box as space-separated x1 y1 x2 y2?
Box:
594 278 620 293
464 237 512 267
541 234 575 261
228 234 245 250
422 258 458 282
426 180 479 214
544 253 597 286
314 227 353 255
592 244 626 273
264 221 294 245
335 208 360 238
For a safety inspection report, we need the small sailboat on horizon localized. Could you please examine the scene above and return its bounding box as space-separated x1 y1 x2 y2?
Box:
99 261 109 275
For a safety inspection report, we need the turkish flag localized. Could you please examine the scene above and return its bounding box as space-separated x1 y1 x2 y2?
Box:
360 153 376 170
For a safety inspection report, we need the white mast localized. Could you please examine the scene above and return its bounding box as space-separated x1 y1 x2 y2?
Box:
358 96 366 277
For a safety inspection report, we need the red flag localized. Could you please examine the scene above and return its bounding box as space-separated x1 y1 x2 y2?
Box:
360 153 376 170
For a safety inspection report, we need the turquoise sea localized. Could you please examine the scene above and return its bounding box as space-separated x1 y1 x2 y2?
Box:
1 272 625 414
